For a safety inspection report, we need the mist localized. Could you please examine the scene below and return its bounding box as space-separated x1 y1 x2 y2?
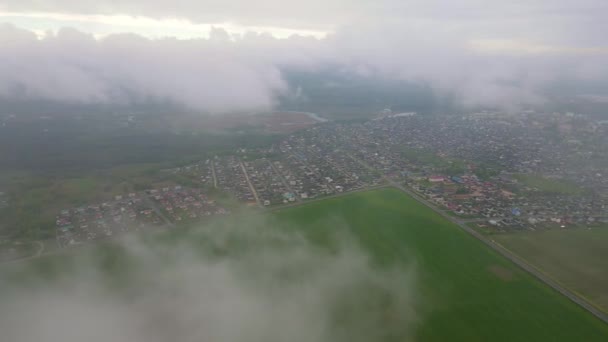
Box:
1 15 607 113
0 212 421 342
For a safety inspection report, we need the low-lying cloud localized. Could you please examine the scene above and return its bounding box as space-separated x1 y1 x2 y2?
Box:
1 17 607 113
0 214 421 342
0 25 290 113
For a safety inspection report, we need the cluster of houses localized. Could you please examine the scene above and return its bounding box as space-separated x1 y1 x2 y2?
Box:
164 155 300 206
161 161 215 187
55 111 608 243
280 114 607 231
56 193 162 247
149 186 227 222
242 158 294 206
169 149 380 206
214 156 258 205
276 132 382 199
406 174 517 218
56 186 229 247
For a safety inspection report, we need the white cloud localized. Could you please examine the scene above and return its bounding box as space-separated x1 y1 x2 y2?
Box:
0 216 421 342
0 11 329 39
1 0 607 44
0 25 292 112
1 0 608 113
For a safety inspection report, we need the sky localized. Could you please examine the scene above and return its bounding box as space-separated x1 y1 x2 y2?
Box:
0 0 607 112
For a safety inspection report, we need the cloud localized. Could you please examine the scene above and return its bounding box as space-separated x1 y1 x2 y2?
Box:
0 0 349 31
0 213 421 342
0 25 290 113
2 0 608 43
314 21 608 110
1 3 608 114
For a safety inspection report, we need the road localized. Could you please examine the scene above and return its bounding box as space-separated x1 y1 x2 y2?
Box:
210 160 218 188
239 159 262 207
266 159 301 203
142 193 175 228
392 178 607 323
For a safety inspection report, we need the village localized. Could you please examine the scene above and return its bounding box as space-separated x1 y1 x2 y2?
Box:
56 192 162 247
55 111 608 247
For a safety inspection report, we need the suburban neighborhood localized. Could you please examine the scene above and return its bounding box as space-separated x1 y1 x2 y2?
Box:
55 111 608 246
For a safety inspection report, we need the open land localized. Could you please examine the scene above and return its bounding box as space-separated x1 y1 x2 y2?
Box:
170 111 323 134
494 226 608 312
4 188 607 341
513 173 585 196
273 188 608 341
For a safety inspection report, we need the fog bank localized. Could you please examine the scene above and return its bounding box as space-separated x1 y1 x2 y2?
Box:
0 215 421 342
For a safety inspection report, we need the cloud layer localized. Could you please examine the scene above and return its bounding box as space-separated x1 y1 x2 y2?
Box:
0 215 420 342
2 0 608 40
1 1 608 113
0 25 292 112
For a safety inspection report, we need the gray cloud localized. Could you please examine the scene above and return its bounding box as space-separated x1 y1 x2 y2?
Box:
318 21 608 110
0 214 421 342
2 0 608 45
0 25 289 113
1 1 608 113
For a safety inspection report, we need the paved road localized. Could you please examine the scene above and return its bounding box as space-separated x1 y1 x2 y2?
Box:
210 160 218 188
394 179 607 322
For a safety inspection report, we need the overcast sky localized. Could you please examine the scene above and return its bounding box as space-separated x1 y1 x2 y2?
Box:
0 0 607 112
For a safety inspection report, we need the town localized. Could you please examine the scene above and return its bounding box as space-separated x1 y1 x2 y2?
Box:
55 111 608 246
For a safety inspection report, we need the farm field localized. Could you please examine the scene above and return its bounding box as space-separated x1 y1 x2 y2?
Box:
273 188 608 341
513 173 584 195
1 188 607 341
494 227 608 313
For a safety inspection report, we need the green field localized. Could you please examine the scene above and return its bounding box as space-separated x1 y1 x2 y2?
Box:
514 173 584 195
2 188 607 341
273 189 608 341
495 227 608 313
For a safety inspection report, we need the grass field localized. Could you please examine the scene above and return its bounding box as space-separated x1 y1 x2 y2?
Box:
514 173 584 195
273 188 608 341
2 188 607 341
494 227 608 313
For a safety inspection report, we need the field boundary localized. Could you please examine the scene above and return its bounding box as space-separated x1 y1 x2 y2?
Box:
346 154 608 324
493 240 608 316
385 181 608 324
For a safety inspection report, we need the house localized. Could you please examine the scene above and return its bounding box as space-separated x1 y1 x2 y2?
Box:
451 176 464 184
428 175 445 182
